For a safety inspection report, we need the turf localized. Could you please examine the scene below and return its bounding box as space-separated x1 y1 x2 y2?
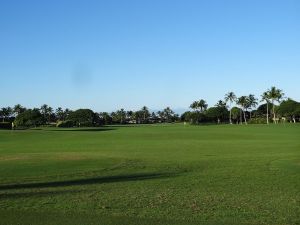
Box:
0 124 299 225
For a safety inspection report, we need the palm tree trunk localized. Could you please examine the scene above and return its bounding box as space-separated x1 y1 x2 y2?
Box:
266 102 269 124
240 109 242 125
272 102 276 124
229 109 232 124
243 109 247 125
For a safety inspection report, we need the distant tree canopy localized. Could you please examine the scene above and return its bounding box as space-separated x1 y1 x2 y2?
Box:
277 99 300 119
14 109 44 127
67 109 99 127
1 86 299 129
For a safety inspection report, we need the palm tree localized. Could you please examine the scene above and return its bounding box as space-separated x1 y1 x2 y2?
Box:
1 107 13 122
141 106 150 122
225 92 237 124
268 87 284 124
13 104 25 116
198 99 208 112
215 100 226 108
190 101 199 111
64 108 71 119
56 107 64 120
163 107 174 122
237 96 248 124
117 108 126 124
261 92 270 124
47 107 53 123
246 94 258 119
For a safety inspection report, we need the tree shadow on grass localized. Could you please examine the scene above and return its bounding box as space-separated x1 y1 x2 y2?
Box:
0 190 82 199
0 173 177 191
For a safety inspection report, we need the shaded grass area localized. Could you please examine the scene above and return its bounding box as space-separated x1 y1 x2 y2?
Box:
0 124 299 225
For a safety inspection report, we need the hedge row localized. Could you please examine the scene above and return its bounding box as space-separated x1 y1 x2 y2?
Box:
0 122 12 129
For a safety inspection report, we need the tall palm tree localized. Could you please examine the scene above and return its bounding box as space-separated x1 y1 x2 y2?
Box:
237 96 248 124
1 107 13 122
215 100 226 108
118 108 126 124
163 107 174 122
56 107 64 120
13 104 25 116
225 92 237 124
268 87 284 124
141 106 150 122
246 94 258 119
261 91 270 124
198 99 208 112
190 101 199 111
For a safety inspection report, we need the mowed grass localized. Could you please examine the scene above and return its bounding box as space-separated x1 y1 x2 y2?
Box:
0 124 299 225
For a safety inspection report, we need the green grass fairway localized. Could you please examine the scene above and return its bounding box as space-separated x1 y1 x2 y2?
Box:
0 124 299 225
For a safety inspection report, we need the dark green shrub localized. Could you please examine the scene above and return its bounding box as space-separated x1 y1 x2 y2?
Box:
248 118 267 124
0 122 12 129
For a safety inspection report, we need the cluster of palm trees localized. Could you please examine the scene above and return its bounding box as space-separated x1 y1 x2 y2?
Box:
261 87 285 124
190 100 208 112
101 106 178 124
225 93 258 125
187 86 286 125
0 104 72 123
225 87 284 124
0 104 26 122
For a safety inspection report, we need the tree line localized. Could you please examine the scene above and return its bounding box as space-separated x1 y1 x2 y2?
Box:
182 87 300 125
0 86 299 129
0 105 179 128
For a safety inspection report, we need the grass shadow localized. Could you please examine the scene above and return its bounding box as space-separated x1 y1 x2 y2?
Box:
0 190 82 199
0 173 177 191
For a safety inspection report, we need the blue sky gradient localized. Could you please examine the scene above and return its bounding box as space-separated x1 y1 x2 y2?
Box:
1 0 299 112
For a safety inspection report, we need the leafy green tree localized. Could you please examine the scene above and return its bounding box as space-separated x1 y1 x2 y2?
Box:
14 109 43 127
67 109 97 127
206 106 228 124
277 98 300 123
225 92 237 124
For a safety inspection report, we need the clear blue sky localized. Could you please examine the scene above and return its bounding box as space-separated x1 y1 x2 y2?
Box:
1 0 299 112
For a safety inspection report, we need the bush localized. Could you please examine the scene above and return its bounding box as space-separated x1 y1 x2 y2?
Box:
248 118 267 124
0 122 12 129
56 120 74 128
